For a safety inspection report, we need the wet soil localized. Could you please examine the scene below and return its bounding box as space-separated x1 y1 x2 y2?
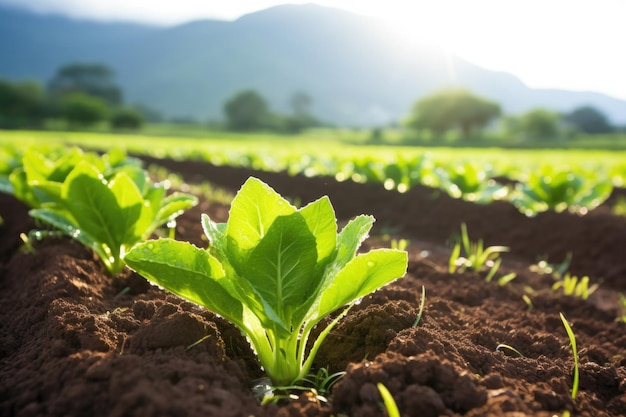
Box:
1 157 625 417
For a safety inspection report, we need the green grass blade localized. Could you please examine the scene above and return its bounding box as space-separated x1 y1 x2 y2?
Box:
559 313 579 400
377 383 400 417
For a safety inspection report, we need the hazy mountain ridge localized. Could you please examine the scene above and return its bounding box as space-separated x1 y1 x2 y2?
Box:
1 3 624 125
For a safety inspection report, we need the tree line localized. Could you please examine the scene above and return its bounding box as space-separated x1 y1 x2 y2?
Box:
0 62 618 141
404 88 616 142
0 62 319 133
0 63 143 130
223 89 319 133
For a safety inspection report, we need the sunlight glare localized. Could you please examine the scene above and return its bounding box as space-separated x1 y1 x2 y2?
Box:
351 0 626 99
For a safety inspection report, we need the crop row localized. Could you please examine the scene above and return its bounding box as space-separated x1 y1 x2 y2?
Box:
163 146 618 217
2 135 623 216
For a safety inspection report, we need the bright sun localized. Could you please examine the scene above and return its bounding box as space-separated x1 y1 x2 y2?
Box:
321 0 626 99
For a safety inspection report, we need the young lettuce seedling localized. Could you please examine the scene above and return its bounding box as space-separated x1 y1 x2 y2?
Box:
124 177 408 386
436 160 508 203
29 160 197 275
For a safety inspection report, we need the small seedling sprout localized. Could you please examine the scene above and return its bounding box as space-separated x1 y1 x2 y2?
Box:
522 294 534 310
299 367 346 397
19 232 35 253
185 335 212 351
484 258 503 282
449 223 511 283
495 343 525 358
552 273 599 300
377 383 400 417
531 253 572 277
412 285 426 327
258 367 345 405
390 238 409 251
497 272 517 286
114 286 131 298
559 313 579 400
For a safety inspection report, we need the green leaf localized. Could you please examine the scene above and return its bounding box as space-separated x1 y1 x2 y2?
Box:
61 162 148 260
202 213 227 255
227 177 296 255
334 215 374 270
108 171 150 247
9 168 38 207
0 177 12 195
200 214 270 325
29 207 111 269
125 239 244 324
313 249 407 321
61 161 121 253
153 193 199 230
294 214 374 323
107 164 149 193
239 212 318 327
31 180 63 206
298 196 337 264
48 148 92 182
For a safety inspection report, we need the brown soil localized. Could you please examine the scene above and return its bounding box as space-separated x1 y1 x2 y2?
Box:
1 157 625 417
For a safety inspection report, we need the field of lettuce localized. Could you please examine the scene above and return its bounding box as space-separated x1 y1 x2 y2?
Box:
2 130 625 214
1 130 625 417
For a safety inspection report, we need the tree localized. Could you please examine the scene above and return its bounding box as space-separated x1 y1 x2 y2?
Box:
223 89 270 131
0 79 45 128
517 108 561 140
111 107 143 130
134 103 164 123
61 92 109 127
564 106 613 134
279 91 319 133
48 63 123 106
406 89 501 140
290 91 313 116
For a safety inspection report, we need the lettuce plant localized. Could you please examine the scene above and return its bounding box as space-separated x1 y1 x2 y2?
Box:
436 161 507 203
511 165 612 216
0 144 24 194
124 177 407 385
29 160 197 275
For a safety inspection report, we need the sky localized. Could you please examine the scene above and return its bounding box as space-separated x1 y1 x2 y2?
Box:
2 0 625 101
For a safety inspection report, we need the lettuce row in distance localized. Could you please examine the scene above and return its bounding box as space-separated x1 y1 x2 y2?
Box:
125 177 408 385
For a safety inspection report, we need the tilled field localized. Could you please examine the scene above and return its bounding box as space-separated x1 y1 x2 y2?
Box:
1 158 625 417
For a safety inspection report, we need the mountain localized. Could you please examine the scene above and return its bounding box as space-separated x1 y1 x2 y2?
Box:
0 3 624 125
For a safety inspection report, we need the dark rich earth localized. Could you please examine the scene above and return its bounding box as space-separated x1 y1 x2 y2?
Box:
1 157 625 417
